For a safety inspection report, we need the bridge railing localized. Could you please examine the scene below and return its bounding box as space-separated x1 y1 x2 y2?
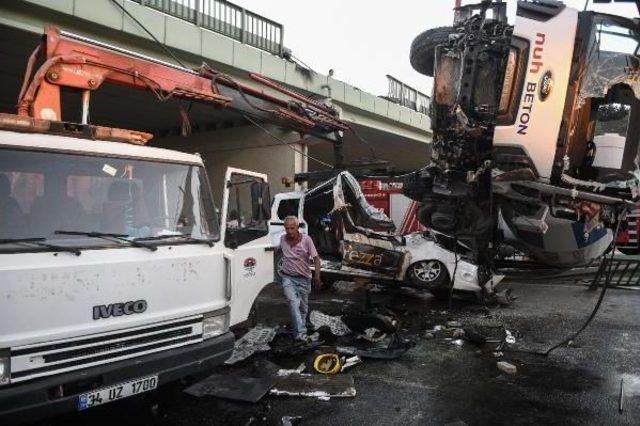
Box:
133 0 284 56
386 75 430 114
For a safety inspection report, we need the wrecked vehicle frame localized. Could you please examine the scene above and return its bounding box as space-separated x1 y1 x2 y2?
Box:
405 0 640 270
271 171 503 301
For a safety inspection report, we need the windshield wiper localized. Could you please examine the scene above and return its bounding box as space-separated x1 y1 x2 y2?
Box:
0 237 82 256
134 234 215 247
55 230 158 252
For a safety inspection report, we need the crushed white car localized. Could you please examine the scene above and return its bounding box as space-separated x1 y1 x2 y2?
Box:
271 171 503 300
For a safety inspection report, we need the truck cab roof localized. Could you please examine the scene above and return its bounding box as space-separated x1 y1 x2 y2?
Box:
0 129 203 166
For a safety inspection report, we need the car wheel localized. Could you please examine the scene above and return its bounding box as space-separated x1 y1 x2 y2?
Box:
410 26 455 77
408 260 449 289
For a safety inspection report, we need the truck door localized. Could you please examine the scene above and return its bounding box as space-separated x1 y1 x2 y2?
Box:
269 191 307 246
221 168 274 326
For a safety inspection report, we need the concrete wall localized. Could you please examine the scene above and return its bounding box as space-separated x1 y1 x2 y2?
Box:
157 124 307 203
201 143 301 205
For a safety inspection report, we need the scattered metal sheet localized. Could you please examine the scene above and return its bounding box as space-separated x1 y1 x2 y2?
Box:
277 363 306 377
309 310 351 336
336 345 409 360
184 374 276 403
341 355 362 372
225 325 277 365
270 373 356 399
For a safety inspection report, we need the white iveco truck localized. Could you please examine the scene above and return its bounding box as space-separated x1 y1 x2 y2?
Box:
0 121 274 421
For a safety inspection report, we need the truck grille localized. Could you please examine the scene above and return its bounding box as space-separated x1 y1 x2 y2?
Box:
10 316 203 383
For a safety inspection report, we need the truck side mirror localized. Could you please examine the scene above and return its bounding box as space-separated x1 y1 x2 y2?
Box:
251 181 272 221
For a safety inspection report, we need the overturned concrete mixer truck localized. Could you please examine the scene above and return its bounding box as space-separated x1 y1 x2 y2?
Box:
405 0 640 268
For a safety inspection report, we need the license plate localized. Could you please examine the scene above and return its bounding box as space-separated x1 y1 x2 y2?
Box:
77 375 158 411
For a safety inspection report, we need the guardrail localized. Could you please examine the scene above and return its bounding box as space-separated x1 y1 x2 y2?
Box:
386 75 430 114
133 0 284 56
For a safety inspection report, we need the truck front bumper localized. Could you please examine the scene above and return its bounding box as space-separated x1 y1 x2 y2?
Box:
0 331 234 424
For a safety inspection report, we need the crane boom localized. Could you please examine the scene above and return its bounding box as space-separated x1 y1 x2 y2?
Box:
16 26 348 142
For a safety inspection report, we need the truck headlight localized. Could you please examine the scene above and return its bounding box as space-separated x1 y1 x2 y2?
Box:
0 349 10 386
202 309 229 340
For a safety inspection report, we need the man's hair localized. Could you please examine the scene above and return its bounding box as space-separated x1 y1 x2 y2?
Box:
284 215 299 226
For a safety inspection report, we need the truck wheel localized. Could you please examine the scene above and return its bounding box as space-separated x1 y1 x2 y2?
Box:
408 260 449 289
410 26 455 77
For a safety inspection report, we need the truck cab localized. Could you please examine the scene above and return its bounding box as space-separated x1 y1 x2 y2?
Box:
0 124 274 420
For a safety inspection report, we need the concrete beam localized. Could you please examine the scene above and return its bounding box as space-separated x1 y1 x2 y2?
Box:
2 0 432 145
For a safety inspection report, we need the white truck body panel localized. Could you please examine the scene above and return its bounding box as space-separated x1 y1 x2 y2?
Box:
0 131 276 387
220 168 275 326
493 6 579 180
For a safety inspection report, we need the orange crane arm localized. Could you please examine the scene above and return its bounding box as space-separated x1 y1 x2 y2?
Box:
17 26 348 135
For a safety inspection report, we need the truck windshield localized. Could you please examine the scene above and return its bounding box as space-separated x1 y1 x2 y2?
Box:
0 148 219 250
578 16 640 106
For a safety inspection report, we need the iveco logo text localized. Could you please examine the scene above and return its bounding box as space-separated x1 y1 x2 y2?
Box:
93 300 148 320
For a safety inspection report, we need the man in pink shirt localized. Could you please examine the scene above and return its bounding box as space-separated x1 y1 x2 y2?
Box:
279 216 322 341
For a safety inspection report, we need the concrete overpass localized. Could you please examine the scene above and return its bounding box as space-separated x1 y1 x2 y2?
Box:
0 0 432 196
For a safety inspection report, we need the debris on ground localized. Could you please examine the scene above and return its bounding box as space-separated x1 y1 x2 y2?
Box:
226 325 277 365
184 374 276 403
361 327 387 342
494 289 516 307
496 361 518 375
341 355 362 372
504 330 517 344
446 321 462 328
337 333 414 360
444 338 464 347
281 416 303 426
452 329 465 338
309 310 351 336
277 363 306 376
342 312 398 337
332 281 356 294
270 373 356 399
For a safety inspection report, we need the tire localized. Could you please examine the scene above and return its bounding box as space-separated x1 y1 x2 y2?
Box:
410 26 455 77
407 259 449 290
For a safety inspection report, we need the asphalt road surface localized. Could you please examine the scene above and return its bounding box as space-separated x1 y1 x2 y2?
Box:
32 277 640 426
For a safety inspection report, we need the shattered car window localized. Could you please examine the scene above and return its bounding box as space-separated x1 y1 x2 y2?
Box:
578 20 640 107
